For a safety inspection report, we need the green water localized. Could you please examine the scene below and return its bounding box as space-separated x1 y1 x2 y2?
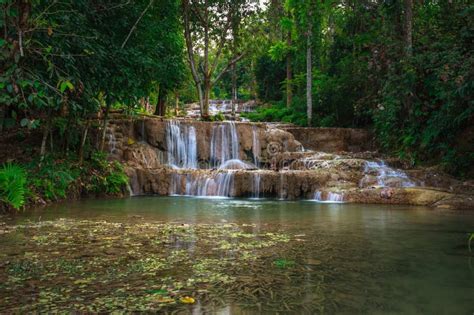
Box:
1 196 473 314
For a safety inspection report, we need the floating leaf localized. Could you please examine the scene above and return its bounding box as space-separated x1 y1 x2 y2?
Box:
273 259 295 269
152 296 175 303
179 296 195 304
146 289 168 295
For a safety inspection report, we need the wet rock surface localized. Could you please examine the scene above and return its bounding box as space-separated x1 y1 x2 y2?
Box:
105 117 473 210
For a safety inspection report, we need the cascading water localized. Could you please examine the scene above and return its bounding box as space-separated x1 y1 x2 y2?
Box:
279 172 287 200
166 120 198 169
314 191 322 201
108 131 117 155
252 172 262 199
252 125 260 167
167 120 243 197
359 160 415 188
210 122 240 168
313 191 345 203
169 171 235 197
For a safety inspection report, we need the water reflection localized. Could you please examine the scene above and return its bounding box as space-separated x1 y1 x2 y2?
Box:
5 196 474 314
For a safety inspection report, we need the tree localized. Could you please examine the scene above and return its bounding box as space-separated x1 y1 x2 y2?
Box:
0 0 184 154
182 0 258 118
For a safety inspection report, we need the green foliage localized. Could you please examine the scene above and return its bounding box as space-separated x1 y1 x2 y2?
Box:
273 258 295 269
0 153 129 210
1 0 184 140
373 3 474 176
87 152 129 195
254 55 286 102
251 1 473 176
30 157 78 201
243 98 307 126
209 112 226 122
0 163 27 210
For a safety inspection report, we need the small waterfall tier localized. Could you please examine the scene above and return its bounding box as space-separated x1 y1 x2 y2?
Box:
313 191 345 203
165 120 256 197
108 117 474 208
210 121 240 168
166 120 198 169
359 160 416 188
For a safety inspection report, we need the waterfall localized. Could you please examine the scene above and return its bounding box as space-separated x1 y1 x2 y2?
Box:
139 120 146 142
107 131 117 154
313 191 344 203
279 172 287 200
314 191 322 201
166 120 198 169
210 122 240 168
360 160 415 188
252 172 261 199
170 171 235 198
327 192 344 202
252 125 260 167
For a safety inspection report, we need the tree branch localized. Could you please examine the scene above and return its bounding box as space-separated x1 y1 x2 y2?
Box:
212 54 244 86
121 0 154 49
183 0 201 86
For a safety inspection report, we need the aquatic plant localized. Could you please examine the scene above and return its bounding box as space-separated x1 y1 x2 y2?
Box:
273 259 295 269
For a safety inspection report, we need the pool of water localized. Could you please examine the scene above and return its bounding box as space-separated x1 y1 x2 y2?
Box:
1 196 473 314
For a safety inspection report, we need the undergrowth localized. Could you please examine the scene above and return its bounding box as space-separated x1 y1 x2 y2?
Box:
0 152 129 211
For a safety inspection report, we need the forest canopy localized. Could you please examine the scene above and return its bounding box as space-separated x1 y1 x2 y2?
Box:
1 0 473 176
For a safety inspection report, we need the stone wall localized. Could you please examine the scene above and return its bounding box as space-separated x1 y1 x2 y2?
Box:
107 117 304 167
280 127 374 152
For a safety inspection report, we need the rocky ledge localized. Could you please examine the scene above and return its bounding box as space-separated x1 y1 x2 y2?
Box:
104 116 473 210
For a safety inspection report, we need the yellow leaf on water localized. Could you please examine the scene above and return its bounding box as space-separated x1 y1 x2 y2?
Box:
74 279 91 285
152 296 175 303
179 296 195 304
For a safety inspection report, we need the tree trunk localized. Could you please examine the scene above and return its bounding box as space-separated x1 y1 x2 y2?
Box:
40 108 52 159
404 0 414 114
49 127 54 152
78 120 90 164
306 17 313 126
197 84 204 113
40 122 50 158
202 0 210 119
175 91 179 116
0 106 4 133
154 87 166 116
182 0 204 114
231 62 237 117
405 0 413 57
203 77 210 118
100 100 111 152
286 31 292 108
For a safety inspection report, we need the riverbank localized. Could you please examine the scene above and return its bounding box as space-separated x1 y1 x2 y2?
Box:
0 152 129 213
108 117 474 210
1 116 473 212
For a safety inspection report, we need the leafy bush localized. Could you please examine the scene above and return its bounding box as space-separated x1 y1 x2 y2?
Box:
0 163 27 210
242 99 308 127
209 112 225 122
0 152 130 211
87 152 129 194
30 157 79 201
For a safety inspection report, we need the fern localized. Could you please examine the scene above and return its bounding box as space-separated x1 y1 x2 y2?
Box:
0 163 27 210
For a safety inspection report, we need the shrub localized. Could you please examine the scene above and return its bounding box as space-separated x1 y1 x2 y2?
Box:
30 157 78 201
0 163 27 210
87 152 129 194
